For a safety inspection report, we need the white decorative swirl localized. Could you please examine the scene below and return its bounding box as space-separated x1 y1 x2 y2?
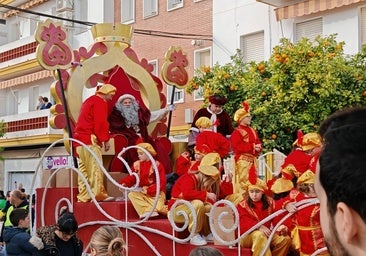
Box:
209 200 239 246
28 138 211 255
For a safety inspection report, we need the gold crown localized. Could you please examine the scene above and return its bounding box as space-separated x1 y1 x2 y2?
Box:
91 23 134 45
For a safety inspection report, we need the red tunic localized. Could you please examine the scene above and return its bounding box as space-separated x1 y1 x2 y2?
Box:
281 149 312 179
289 191 326 255
273 198 295 234
73 95 110 146
167 174 208 210
196 130 230 158
219 180 234 200
119 160 166 196
308 153 320 173
237 197 275 233
175 155 200 177
191 107 233 137
230 124 262 161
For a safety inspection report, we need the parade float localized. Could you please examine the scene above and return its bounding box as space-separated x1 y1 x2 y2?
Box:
30 19 325 256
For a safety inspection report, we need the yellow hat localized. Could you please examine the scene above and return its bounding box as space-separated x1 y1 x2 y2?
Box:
293 131 321 151
198 165 220 179
137 143 157 156
194 144 211 155
195 117 212 129
301 133 321 151
234 101 250 122
271 178 294 194
200 153 221 166
96 84 117 95
247 178 267 192
297 170 315 184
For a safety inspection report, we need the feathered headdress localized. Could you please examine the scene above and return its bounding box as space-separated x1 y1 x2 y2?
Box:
246 164 267 191
293 129 304 148
234 101 251 122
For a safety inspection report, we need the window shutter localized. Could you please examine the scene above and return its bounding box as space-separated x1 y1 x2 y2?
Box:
122 0 134 23
240 31 264 63
361 7 366 46
295 18 323 42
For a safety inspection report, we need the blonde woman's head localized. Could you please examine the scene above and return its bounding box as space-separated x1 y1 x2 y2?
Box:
90 226 125 256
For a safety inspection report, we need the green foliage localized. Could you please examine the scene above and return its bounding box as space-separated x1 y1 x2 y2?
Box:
0 121 4 138
187 35 366 154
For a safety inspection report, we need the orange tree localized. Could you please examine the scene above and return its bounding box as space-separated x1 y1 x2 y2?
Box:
187 34 366 154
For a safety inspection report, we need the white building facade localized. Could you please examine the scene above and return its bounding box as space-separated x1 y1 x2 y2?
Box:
0 0 213 193
213 0 366 64
0 0 110 194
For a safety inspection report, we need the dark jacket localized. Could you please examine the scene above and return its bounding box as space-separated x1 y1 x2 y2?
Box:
3 226 38 256
0 199 29 242
35 225 82 256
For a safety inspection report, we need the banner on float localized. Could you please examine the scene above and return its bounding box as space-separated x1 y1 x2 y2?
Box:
43 156 72 170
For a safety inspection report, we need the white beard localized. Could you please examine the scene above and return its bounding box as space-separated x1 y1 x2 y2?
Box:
115 101 140 129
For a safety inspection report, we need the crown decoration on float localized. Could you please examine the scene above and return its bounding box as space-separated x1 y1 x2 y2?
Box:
91 23 134 45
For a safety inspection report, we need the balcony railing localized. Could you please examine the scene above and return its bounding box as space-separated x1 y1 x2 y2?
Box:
0 109 64 147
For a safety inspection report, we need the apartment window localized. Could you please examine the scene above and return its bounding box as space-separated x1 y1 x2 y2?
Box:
361 7 366 47
74 0 88 33
30 15 40 36
295 18 323 42
122 0 135 23
148 59 158 76
194 47 211 100
240 31 264 63
30 86 40 111
9 90 19 115
167 86 184 104
9 22 20 42
143 0 158 19
167 0 183 11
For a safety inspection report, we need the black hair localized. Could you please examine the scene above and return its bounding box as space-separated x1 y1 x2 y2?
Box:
57 211 78 234
273 191 290 200
319 107 366 221
10 208 29 226
0 190 5 199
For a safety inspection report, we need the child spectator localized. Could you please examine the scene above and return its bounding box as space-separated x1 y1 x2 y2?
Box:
119 143 167 219
36 210 83 256
3 208 43 256
189 246 224 256
89 226 125 256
